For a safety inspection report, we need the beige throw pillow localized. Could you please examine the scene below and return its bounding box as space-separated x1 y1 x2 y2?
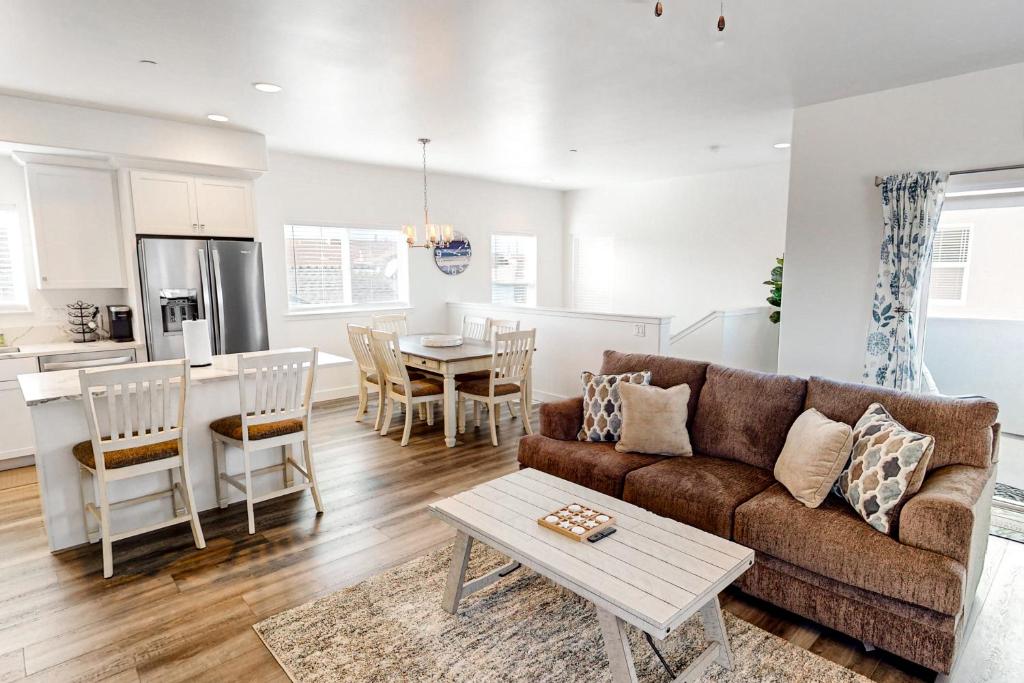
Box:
775 408 854 508
615 383 692 457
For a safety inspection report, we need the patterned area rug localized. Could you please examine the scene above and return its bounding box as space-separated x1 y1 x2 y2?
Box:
254 543 869 682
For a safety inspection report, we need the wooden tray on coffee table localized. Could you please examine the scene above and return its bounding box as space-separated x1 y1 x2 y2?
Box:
537 503 615 541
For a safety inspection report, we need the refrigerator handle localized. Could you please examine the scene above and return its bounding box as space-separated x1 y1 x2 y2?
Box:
197 249 220 353
211 248 228 354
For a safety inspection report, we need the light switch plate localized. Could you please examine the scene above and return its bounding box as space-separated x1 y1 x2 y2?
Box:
633 323 646 337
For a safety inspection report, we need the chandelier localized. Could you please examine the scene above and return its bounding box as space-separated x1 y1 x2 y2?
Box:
403 138 454 249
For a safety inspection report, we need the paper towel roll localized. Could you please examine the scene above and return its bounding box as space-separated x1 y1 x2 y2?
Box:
182 319 213 367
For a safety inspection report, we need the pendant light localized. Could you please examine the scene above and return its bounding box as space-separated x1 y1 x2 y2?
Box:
402 138 454 249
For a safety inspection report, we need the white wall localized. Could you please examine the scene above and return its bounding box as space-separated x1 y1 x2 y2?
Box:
668 307 780 373
779 62 1024 381
447 302 672 401
562 163 790 331
0 94 267 171
255 151 564 399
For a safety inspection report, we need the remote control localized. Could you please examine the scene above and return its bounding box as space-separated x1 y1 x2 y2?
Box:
587 527 617 543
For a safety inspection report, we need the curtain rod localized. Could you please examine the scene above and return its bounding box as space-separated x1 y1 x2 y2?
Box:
873 163 1024 187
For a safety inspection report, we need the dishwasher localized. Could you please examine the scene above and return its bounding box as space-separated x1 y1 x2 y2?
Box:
38 348 138 372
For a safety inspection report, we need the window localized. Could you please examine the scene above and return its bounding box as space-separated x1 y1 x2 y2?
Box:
571 234 614 311
284 224 409 312
0 206 28 312
929 225 972 304
491 234 537 306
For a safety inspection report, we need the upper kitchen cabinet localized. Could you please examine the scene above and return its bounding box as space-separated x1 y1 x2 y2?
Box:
130 170 255 238
24 164 126 289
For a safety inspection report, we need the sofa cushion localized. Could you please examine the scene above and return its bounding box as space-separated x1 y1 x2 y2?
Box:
835 403 935 535
600 351 708 429
622 453 776 538
616 383 693 457
578 370 651 442
774 408 853 508
734 484 966 615
805 376 999 471
517 435 663 498
691 364 807 470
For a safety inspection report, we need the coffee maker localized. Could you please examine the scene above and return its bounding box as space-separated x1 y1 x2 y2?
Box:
107 305 134 342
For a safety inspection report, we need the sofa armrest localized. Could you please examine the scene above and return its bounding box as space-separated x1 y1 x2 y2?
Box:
898 465 994 567
539 397 584 441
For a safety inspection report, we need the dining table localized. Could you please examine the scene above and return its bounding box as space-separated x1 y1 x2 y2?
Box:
399 334 533 447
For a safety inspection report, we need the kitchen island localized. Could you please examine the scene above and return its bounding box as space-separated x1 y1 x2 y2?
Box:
18 349 352 552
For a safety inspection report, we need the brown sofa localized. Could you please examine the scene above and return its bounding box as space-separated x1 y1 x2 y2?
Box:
517 350 1000 673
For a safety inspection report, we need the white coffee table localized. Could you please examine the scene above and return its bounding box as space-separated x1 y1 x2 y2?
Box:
429 468 755 683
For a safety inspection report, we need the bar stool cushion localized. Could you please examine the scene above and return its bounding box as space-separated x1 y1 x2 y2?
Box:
72 437 179 470
210 415 305 441
458 379 521 397
392 378 445 397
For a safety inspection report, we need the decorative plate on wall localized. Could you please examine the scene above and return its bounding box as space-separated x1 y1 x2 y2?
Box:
433 232 472 275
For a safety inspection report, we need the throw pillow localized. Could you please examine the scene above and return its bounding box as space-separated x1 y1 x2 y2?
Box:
774 408 854 508
834 402 935 534
577 370 651 442
615 383 693 456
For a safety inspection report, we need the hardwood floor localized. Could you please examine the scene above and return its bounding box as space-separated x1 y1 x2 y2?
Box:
0 398 1019 682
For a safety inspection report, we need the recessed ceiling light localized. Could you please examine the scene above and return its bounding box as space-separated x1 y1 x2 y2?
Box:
139 59 157 65
207 114 229 122
773 142 792 149
253 82 282 93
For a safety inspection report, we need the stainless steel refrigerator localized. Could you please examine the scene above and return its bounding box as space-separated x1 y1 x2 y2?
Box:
138 237 270 361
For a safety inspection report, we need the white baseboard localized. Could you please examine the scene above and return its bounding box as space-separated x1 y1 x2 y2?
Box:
314 384 360 404
532 389 569 403
0 454 35 471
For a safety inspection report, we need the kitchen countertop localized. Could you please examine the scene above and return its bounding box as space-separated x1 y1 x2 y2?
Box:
0 339 144 359
17 348 352 406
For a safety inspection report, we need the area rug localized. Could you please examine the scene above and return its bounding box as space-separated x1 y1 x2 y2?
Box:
254 543 869 682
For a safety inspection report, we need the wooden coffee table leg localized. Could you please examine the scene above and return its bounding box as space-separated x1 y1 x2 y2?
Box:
443 531 473 614
699 596 734 670
597 607 639 683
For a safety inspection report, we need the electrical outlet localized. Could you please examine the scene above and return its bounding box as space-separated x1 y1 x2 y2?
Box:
633 323 646 337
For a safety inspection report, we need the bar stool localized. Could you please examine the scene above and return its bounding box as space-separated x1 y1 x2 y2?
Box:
75 359 205 578
457 329 535 446
210 348 323 535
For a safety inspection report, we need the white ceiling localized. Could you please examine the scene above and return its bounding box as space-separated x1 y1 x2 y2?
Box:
2 0 1024 189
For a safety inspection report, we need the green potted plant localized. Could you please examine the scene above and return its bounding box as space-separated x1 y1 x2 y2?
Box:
764 256 783 324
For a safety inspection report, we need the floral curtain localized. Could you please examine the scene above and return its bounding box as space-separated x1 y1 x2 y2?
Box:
863 171 948 391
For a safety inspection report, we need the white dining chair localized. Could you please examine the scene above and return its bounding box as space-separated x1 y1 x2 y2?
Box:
347 323 386 429
76 359 205 578
487 318 521 340
371 312 409 336
371 329 445 446
462 315 490 341
457 329 535 446
210 348 323 535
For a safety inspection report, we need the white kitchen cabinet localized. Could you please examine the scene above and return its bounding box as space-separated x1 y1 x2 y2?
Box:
128 171 198 235
24 164 126 289
130 170 254 238
0 356 39 464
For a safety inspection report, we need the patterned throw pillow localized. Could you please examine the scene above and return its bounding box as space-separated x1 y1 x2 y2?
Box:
577 370 651 442
834 403 935 534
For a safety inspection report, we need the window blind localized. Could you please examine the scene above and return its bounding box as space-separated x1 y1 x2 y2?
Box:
491 234 537 306
0 207 26 309
929 226 971 303
571 234 614 311
284 225 407 310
